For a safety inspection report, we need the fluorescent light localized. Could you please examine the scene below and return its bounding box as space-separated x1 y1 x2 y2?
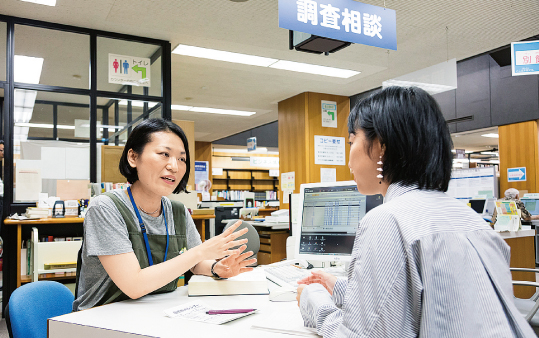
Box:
14 55 44 84
269 60 359 78
480 152 499 156
171 104 255 116
118 100 158 108
15 122 75 130
481 133 499 138
382 79 456 95
171 105 194 111
489 160 500 164
14 89 37 123
20 0 56 5
190 106 255 116
173 44 278 67
172 44 360 78
215 147 269 154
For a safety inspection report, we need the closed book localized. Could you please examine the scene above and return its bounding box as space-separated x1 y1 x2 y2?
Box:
188 268 269 296
44 261 77 270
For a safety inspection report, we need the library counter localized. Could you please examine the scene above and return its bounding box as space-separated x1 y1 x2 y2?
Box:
49 283 309 338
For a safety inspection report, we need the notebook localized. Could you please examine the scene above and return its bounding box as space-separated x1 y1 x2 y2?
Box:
188 268 269 296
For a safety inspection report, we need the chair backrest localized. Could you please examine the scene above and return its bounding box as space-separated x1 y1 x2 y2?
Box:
223 220 260 257
9 281 74 338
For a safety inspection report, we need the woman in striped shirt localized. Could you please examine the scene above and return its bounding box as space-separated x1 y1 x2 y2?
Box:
296 87 534 337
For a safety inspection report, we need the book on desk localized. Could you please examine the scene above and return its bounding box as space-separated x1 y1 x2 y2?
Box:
188 268 269 296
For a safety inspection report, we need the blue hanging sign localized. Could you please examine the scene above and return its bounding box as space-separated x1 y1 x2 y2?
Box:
511 41 539 76
279 0 397 51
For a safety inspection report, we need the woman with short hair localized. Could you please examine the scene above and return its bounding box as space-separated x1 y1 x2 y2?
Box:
73 118 255 311
297 87 534 337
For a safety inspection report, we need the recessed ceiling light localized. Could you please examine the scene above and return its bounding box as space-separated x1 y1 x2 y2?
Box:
171 105 194 111
172 44 360 78
14 55 44 84
20 0 56 6
15 122 75 130
118 100 158 108
190 106 255 116
269 60 359 78
171 104 255 116
481 133 499 138
173 44 277 67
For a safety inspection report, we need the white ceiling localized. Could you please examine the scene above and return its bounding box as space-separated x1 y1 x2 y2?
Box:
2 0 539 144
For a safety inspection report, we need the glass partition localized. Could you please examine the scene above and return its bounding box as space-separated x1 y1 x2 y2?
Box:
14 25 90 89
14 91 89 202
0 22 6 82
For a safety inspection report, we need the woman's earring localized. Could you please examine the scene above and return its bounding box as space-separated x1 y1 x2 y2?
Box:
376 156 383 184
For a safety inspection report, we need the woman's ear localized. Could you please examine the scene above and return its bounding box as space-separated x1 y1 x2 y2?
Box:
127 149 138 168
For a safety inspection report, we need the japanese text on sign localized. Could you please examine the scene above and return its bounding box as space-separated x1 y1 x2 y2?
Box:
108 53 151 87
297 0 381 38
314 135 346 165
279 0 397 50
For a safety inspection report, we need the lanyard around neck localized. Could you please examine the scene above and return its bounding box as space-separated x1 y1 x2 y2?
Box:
127 187 169 266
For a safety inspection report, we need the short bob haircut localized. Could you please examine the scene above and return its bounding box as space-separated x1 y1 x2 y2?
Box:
348 86 453 192
119 118 191 194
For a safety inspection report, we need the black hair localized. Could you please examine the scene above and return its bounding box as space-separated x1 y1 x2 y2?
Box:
119 118 190 194
347 86 453 192
0 140 4 145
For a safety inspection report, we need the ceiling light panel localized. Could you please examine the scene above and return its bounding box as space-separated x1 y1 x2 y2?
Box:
20 0 56 6
14 55 44 84
481 133 499 138
189 106 256 116
269 60 359 78
173 44 277 67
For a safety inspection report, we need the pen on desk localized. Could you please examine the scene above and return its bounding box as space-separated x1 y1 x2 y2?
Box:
206 309 256 315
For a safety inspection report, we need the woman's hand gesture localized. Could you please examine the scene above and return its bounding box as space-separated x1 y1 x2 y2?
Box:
212 244 257 278
197 220 249 261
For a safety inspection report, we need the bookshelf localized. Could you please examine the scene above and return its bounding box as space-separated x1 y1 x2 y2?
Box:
5 217 84 288
213 168 279 196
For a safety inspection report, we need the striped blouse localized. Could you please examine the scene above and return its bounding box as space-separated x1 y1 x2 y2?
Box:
299 183 535 337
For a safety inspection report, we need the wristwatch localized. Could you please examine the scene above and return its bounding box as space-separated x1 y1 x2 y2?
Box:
211 261 223 279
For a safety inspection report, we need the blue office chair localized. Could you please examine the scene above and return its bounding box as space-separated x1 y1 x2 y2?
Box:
7 281 74 338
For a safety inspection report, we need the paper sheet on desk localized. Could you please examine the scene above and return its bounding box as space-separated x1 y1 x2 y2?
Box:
250 309 320 337
163 300 257 325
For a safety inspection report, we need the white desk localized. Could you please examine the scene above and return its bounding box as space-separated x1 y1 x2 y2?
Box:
222 219 290 230
49 281 312 338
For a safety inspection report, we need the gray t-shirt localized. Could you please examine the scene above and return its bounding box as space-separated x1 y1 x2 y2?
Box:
73 189 202 311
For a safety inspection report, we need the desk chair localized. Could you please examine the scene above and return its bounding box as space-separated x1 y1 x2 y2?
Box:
223 220 260 265
7 281 74 338
510 268 539 335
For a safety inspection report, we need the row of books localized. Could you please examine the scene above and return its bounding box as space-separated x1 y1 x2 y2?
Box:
21 237 82 276
89 182 129 197
213 190 278 201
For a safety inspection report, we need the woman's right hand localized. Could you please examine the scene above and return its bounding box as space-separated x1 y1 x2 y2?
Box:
196 220 249 261
297 270 337 295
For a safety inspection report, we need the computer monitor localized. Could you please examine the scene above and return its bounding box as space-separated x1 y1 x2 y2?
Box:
522 199 539 216
295 181 383 263
469 199 486 214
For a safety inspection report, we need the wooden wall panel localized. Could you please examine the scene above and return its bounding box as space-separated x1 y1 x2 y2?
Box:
101 145 125 183
306 93 352 183
278 92 308 209
499 120 539 195
278 92 351 209
173 120 195 191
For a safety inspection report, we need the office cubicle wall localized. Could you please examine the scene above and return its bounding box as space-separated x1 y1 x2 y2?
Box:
447 167 498 201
